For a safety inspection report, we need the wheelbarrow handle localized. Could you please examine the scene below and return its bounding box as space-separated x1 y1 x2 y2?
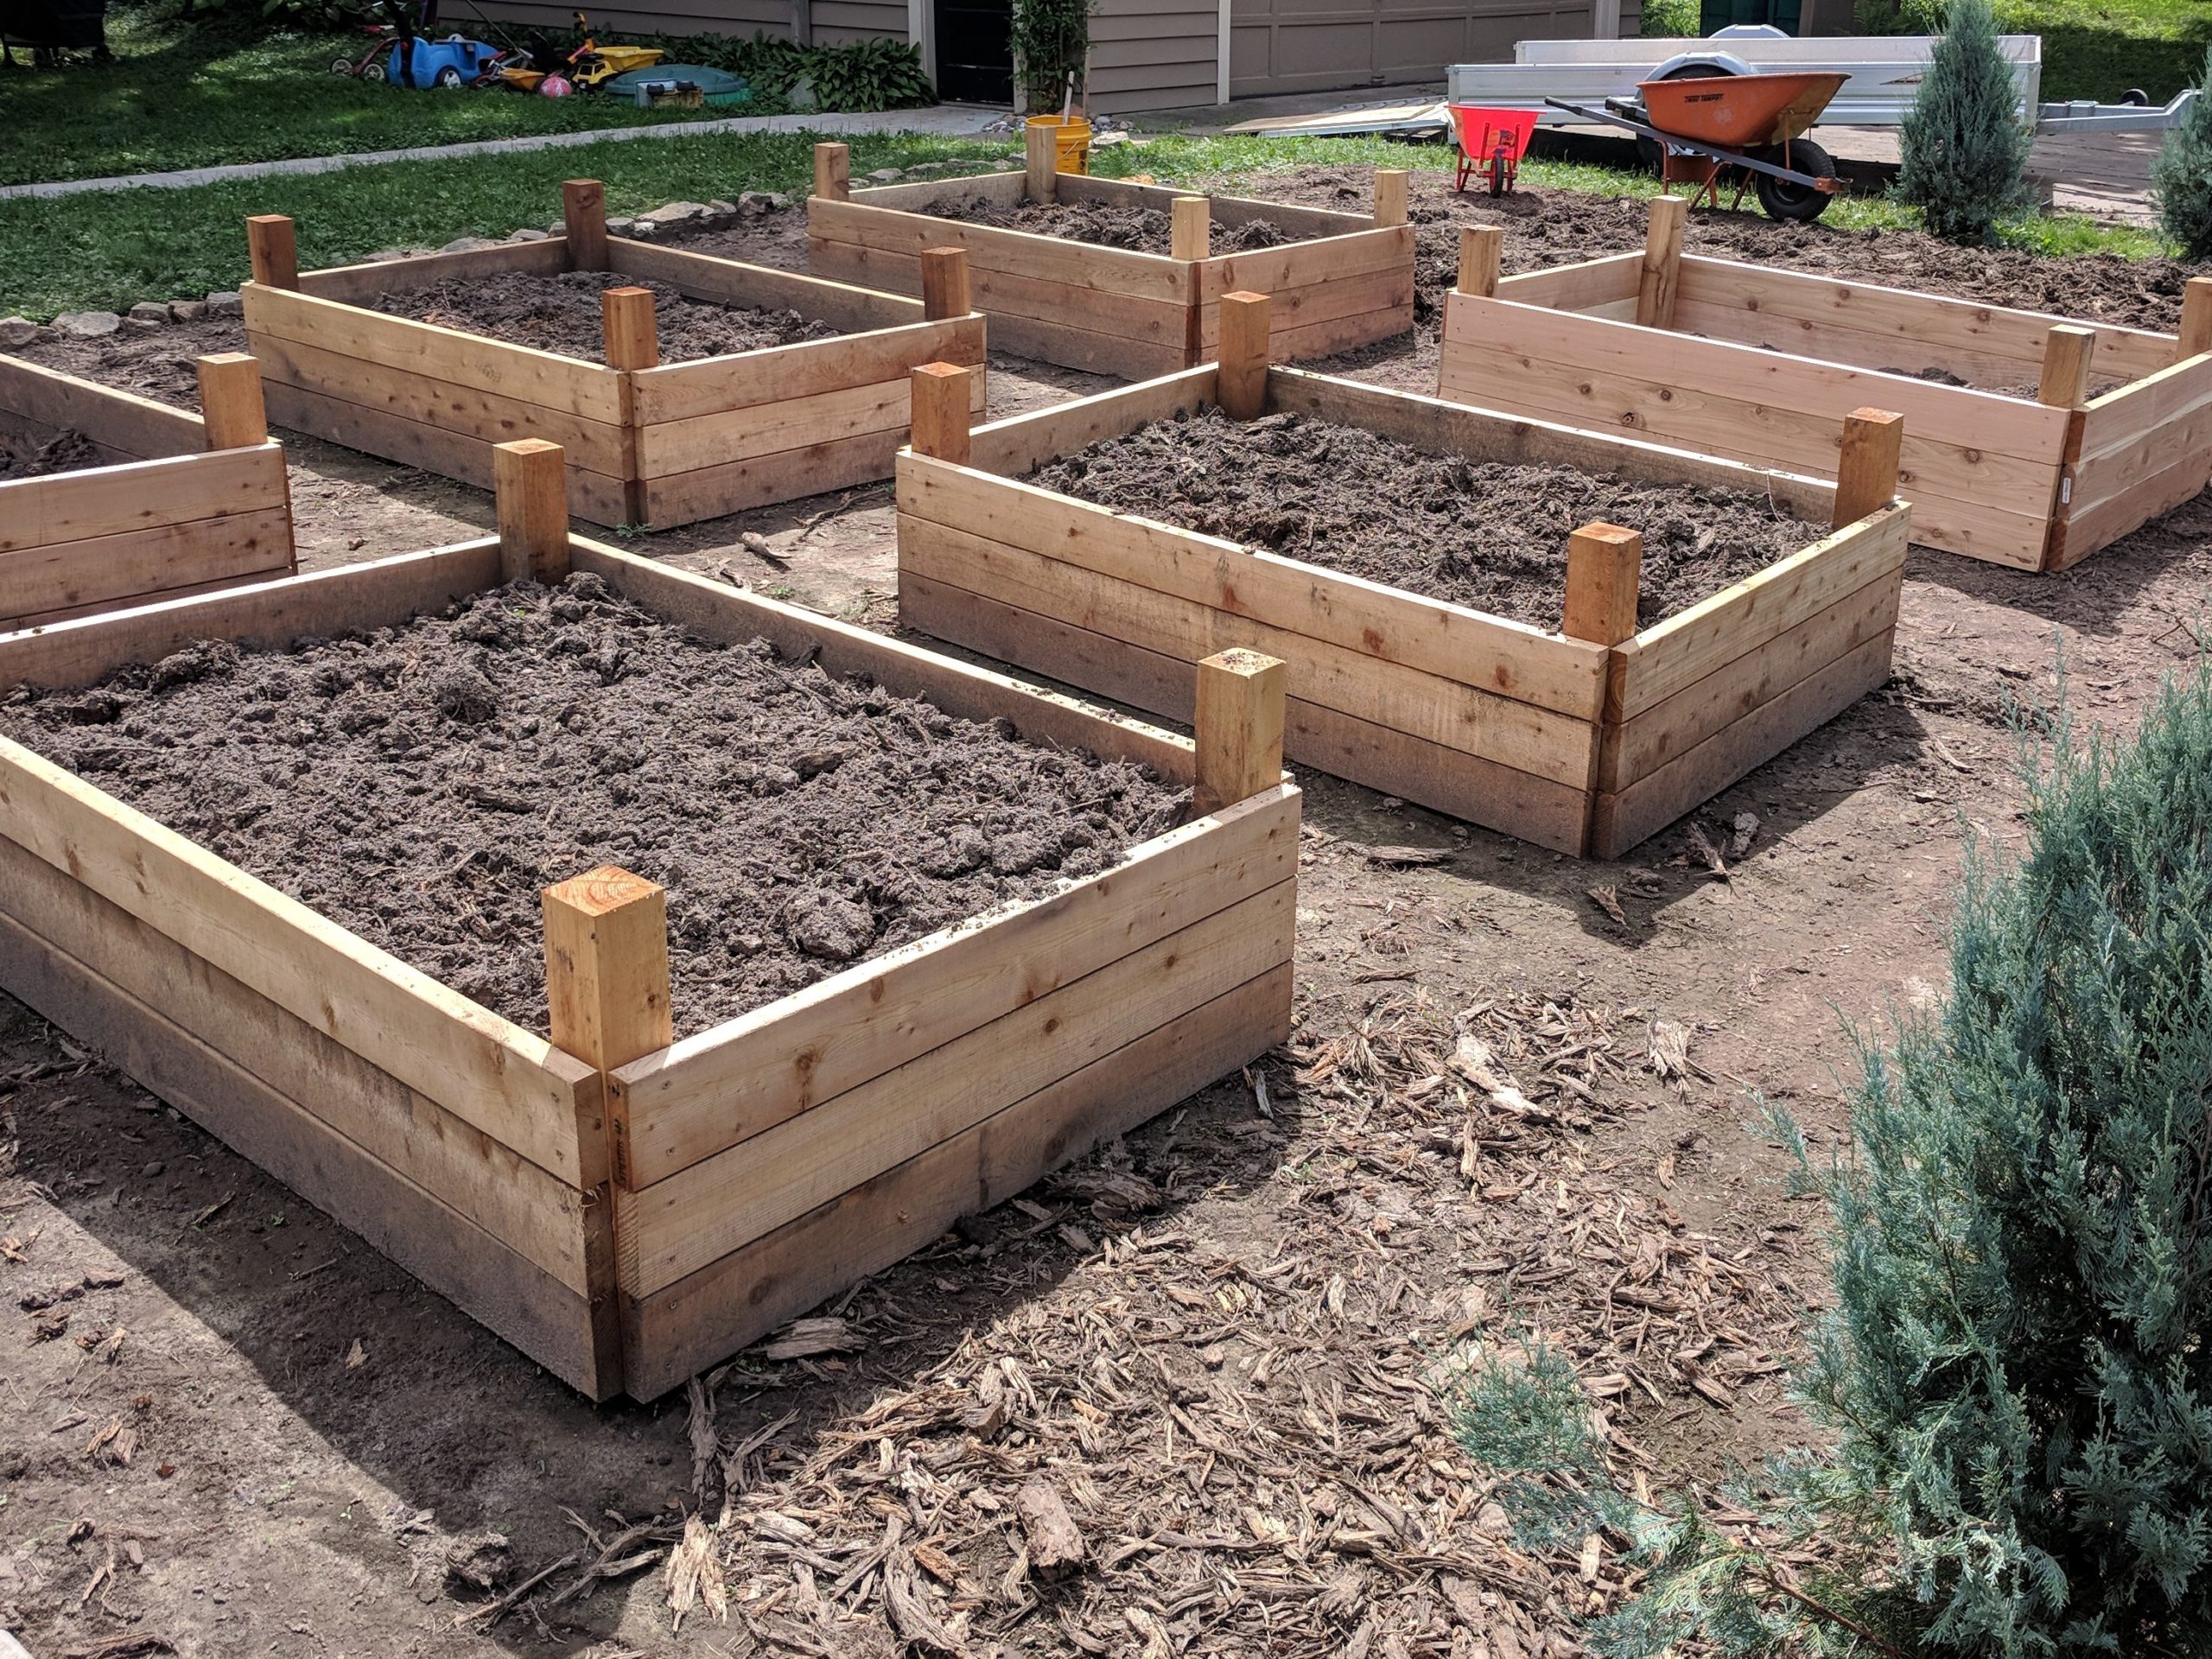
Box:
1541 97 1840 194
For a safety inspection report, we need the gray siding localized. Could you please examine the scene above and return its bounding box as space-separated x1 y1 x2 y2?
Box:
1230 0 1593 97
812 0 909 44
472 0 796 40
1082 0 1220 112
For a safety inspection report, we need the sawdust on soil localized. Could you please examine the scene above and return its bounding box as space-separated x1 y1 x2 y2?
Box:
924 194 1299 256
1031 405 1814 629
0 572 1182 1034
376 269 844 364
0 427 104 480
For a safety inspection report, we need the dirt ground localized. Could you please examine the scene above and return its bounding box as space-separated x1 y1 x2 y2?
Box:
376 271 845 365
4 172 2211 1658
0 429 102 481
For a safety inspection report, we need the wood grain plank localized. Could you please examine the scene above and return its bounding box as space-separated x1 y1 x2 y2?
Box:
0 355 205 461
629 315 983 423
607 238 924 333
0 507 293 629
0 445 287 555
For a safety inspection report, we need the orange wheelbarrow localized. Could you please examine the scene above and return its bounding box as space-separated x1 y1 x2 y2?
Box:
1547 70 1848 221
1450 105 1541 196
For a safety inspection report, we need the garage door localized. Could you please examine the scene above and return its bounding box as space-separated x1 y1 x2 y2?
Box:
1230 0 1594 97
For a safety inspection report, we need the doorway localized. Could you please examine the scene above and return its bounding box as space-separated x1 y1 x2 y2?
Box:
933 0 1011 103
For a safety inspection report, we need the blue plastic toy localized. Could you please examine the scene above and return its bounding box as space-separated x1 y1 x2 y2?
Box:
384 35 500 88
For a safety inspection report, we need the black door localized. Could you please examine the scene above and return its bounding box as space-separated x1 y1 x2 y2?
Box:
935 0 1011 103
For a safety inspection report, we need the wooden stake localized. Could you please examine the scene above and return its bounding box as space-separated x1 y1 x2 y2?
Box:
1025 124 1058 203
1456 226 1503 298
494 438 570 584
1193 648 1287 817
1634 195 1688 331
812 142 850 202
543 867 673 1087
920 247 972 321
1374 168 1410 227
909 362 973 465
2038 324 2097 408
1561 523 1642 647
1217 290 1270 422
563 179 608 270
1831 407 1904 530
194 353 267 451
1170 195 1211 261
245 215 298 290
2180 276 2212 361
601 285 659 371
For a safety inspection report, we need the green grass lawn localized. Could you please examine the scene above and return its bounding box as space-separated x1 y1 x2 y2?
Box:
1995 0 2212 102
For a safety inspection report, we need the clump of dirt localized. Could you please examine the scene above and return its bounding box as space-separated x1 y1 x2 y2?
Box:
3 314 248 409
1029 406 1815 628
377 270 845 364
0 426 105 480
926 195 1297 256
0 573 1184 1034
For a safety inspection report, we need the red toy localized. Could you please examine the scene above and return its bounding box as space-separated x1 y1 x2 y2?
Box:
1450 105 1540 196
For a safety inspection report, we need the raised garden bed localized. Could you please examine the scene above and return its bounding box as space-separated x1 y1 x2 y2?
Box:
1440 202 2212 572
894 297 1910 860
239 179 987 529
804 137 1415 380
0 439 1297 1402
0 352 294 631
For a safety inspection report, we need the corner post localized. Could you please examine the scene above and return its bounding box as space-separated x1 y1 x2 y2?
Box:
2180 276 2212 360
1456 226 1503 298
543 867 673 1192
1218 290 1270 422
909 362 973 465
1634 195 1687 331
2038 324 2097 408
1193 648 1288 817
601 285 659 371
1832 407 1904 530
194 353 268 451
1562 523 1642 648
245 215 299 290
493 438 570 585
563 179 608 270
1374 168 1410 227
920 247 972 321
1024 124 1058 203
1171 195 1211 262
812 142 851 202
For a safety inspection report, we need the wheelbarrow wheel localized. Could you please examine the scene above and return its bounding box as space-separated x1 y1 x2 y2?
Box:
1752 139 1836 222
330 54 354 74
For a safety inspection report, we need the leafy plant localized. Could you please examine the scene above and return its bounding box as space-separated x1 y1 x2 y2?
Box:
804 37 933 111
1637 0 1698 37
1009 0 1091 114
2153 45 2212 257
1897 0 2033 242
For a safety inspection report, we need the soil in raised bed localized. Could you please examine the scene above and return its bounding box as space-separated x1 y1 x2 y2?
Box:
0 572 1184 1035
0 427 104 480
375 270 845 365
1029 406 1818 629
925 196 1300 257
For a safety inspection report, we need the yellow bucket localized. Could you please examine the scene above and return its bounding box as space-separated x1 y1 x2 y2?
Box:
1026 113 1092 175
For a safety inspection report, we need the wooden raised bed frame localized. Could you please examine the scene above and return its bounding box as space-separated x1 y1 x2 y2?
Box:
804 136 1415 380
1 352 294 630
1440 203 2212 572
238 180 987 529
0 439 1297 1402
895 293 1911 861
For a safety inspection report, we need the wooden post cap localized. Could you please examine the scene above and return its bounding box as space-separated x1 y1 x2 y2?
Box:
2039 323 2097 409
1024 123 1058 202
563 179 608 270
920 246 972 320
194 352 267 452
543 866 673 1077
1217 290 1270 422
1374 168 1410 227
909 361 973 465
2180 276 2212 361
245 214 299 290
1171 195 1211 262
1562 522 1642 648
1456 226 1503 298
1194 648 1288 817
1832 407 1904 530
812 142 850 201
493 438 570 585
600 284 659 371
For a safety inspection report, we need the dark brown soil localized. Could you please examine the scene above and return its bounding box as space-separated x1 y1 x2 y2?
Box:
0 426 103 480
1030 405 1815 628
0 572 1181 1035
925 194 1300 256
377 270 845 364
3 315 246 409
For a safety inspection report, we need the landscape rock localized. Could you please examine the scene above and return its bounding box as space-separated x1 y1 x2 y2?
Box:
127 301 170 324
168 300 207 322
204 291 244 316
440 235 499 253
868 167 904 183
735 190 778 217
638 200 709 226
506 227 549 242
362 250 409 263
708 198 735 217
765 191 791 211
0 317 45 346
53 310 122 338
627 219 658 239
606 216 637 237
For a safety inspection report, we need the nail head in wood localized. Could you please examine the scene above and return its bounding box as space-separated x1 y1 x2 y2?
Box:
920 247 972 321
1217 290 1270 422
2039 323 2097 408
1170 195 1211 262
2180 276 2212 361
1832 406 1904 530
600 284 659 371
1024 124 1058 202
812 142 850 202
494 438 570 584
909 362 973 465
1374 168 1410 227
1456 226 1503 298
1193 647 1287 817
1635 196 1687 331
245 214 299 290
563 179 608 270
543 867 673 1079
1562 523 1642 648
194 353 267 451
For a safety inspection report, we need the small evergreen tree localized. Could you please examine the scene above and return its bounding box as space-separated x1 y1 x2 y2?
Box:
2153 47 2212 259
1897 0 2032 243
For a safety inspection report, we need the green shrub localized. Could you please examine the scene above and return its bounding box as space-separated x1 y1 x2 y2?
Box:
1898 0 2032 242
2153 47 2212 257
1009 0 1092 111
1452 664 2212 1657
1637 0 1697 38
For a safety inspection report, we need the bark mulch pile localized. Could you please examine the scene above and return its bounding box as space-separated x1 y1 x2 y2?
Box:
0 572 1184 1035
378 270 846 364
0 427 105 481
925 195 1300 257
1029 406 1816 629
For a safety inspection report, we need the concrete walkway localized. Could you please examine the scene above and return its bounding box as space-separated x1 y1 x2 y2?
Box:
0 103 1007 202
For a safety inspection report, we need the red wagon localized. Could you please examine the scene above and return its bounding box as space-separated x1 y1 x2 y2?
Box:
1450 105 1541 196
